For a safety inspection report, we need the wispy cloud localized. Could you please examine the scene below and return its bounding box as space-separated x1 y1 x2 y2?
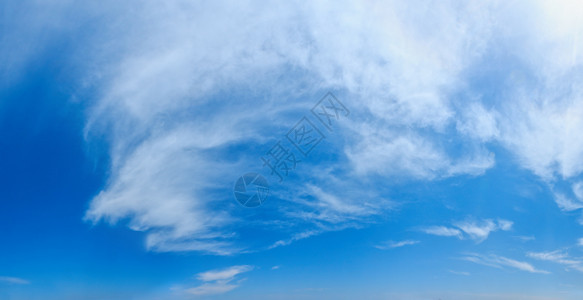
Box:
268 229 323 250
454 219 513 243
268 177 394 250
514 235 536 242
573 182 583 201
184 265 254 296
186 282 240 296
196 265 254 282
552 193 583 212
448 270 470 276
421 226 463 238
461 253 549 274
421 219 512 242
9 0 580 257
0 276 30 285
295 184 389 224
375 240 420 250
528 250 583 273
75 0 501 254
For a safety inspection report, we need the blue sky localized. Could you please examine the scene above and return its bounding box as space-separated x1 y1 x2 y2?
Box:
2 0 583 299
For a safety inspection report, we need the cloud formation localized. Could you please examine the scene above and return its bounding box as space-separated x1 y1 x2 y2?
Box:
421 226 463 239
185 265 254 296
375 240 420 250
462 253 548 274
5 0 583 254
0 276 30 285
528 250 583 273
422 219 513 243
75 0 583 254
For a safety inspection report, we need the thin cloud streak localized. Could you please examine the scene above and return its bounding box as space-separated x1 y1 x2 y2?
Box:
528 251 583 272
184 265 254 296
421 226 463 238
197 265 254 282
375 240 420 250
461 253 549 274
421 219 513 242
0 276 30 285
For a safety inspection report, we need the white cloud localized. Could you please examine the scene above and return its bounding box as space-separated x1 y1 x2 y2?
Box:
375 240 420 250
491 0 583 183
448 270 470 276
77 0 583 254
84 125 242 255
456 102 499 142
497 220 514 231
515 235 536 242
454 219 513 243
197 265 254 282
573 182 583 201
498 94 583 180
80 0 498 254
301 184 380 222
421 226 463 239
422 219 513 242
528 250 583 273
462 253 549 274
578 238 583 247
268 229 324 250
346 128 496 180
185 265 254 296
267 176 394 249
0 276 30 285
8 0 583 253
186 282 239 296
553 193 583 212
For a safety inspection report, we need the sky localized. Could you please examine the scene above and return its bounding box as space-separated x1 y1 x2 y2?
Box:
1 0 583 299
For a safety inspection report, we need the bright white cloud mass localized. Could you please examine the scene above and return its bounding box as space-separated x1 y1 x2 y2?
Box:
55 0 583 255
4 0 583 299
5 0 583 258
